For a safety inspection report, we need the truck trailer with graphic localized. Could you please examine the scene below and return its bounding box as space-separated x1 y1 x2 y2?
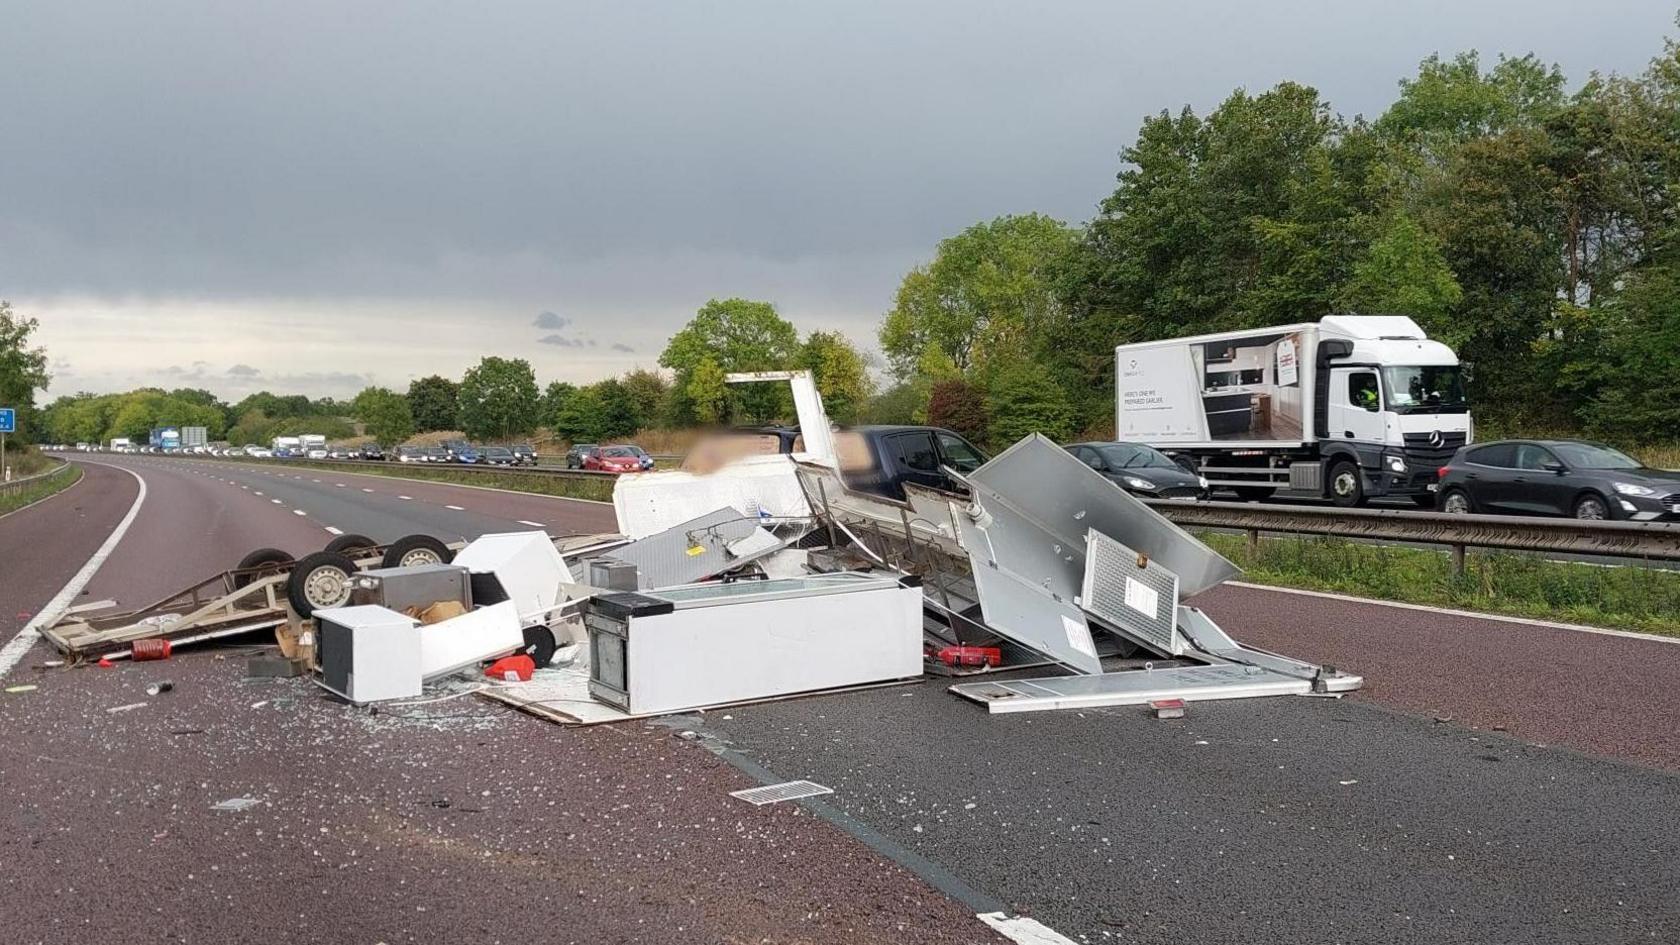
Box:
1113 315 1471 506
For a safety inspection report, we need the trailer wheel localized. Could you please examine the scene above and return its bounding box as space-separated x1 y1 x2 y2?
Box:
1328 460 1365 507
324 533 379 556
233 547 295 589
287 551 361 617
381 534 454 569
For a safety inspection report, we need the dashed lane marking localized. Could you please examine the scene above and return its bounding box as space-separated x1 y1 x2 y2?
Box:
270 499 282 504
977 912 1078 945
398 495 412 500
445 505 464 511
517 520 545 527
293 509 307 516
361 488 373 493
0 462 147 679
324 526 343 535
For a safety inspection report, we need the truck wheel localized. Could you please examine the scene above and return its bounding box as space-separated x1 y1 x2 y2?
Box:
1328 461 1365 507
324 533 378 556
286 551 361 617
1232 487 1275 502
381 534 454 569
1573 494 1609 520
233 548 295 589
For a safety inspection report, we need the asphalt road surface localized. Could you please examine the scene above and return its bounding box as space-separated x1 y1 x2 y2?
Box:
5 453 1679 944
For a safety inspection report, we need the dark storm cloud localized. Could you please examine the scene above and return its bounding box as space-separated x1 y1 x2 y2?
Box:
533 311 570 330
537 334 587 348
610 343 635 353
226 364 261 377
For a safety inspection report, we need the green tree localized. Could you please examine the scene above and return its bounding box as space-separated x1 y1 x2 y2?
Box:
0 301 51 441
1376 52 1566 149
554 386 609 443
984 362 1075 450
541 381 577 429
352 386 415 445
686 356 729 425
619 369 670 430
879 214 1079 377
797 331 872 424
1337 214 1464 343
457 358 541 440
407 375 461 432
926 379 989 445
660 298 799 423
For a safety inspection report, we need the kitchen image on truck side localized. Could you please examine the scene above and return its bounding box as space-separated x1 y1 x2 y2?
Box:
1114 315 1471 506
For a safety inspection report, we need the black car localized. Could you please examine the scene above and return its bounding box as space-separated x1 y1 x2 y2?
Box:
1436 439 1680 521
360 444 385 461
566 443 600 469
481 446 516 466
1065 442 1208 499
509 443 537 466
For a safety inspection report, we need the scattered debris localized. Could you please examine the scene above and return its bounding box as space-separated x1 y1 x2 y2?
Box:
106 702 147 713
484 655 534 682
1150 698 1187 720
1339 779 1360 786
246 653 306 678
730 780 834 806
211 796 262 812
5 684 38 694
131 638 172 661
146 681 174 695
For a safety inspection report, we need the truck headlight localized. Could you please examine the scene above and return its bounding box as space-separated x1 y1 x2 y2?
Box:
1614 482 1656 497
1385 455 1407 473
1122 476 1156 491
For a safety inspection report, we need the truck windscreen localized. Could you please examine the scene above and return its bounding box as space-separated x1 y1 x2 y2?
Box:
1382 365 1467 413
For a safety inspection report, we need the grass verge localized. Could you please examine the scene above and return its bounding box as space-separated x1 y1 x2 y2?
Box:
1200 531 1680 639
219 458 618 503
0 463 82 517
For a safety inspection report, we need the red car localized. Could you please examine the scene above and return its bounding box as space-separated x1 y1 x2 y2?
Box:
583 445 648 474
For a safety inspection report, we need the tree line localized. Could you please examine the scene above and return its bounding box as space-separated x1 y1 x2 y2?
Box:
9 27 1680 454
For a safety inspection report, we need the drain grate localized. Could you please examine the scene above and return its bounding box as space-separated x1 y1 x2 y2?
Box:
729 780 834 806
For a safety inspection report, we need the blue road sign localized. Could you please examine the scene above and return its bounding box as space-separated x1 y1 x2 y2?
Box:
0 408 13 434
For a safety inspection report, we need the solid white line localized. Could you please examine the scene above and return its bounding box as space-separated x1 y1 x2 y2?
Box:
517 520 545 528
445 505 464 511
1224 581 1680 646
0 463 147 678
977 913 1078 945
324 526 343 535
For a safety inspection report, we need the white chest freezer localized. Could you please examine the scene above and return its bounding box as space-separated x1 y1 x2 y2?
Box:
585 572 924 715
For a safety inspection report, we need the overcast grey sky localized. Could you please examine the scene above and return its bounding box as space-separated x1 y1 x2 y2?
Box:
3 0 1672 400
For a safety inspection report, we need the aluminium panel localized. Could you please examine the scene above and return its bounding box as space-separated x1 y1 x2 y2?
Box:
1080 529 1184 656
948 663 1309 714
602 507 787 590
966 435 1240 598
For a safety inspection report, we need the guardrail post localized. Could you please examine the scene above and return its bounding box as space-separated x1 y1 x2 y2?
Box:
1246 528 1260 556
1450 544 1465 576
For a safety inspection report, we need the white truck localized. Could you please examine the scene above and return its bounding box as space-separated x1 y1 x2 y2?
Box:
1114 315 1471 506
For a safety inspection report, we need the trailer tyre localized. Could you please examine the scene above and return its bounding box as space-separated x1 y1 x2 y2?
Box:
233 548 295 589
324 533 378 556
521 625 558 668
287 551 361 618
1328 460 1365 507
381 534 454 569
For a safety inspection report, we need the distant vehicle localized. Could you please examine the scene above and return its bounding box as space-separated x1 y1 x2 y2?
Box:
327 447 354 459
359 444 385 461
396 447 422 463
1437 440 1680 521
566 444 600 469
1113 315 1471 507
1064 442 1209 499
509 443 537 466
110 437 132 451
454 445 482 464
422 447 449 463
271 435 302 453
441 439 473 460
306 448 329 460
481 446 515 466
613 444 655 470
580 445 644 473
832 425 990 501
246 446 273 458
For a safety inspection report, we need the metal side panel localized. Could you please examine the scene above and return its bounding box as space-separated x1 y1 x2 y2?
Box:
1081 529 1185 656
1177 606 1363 693
601 507 787 590
967 434 1240 598
956 494 1102 675
948 664 1310 714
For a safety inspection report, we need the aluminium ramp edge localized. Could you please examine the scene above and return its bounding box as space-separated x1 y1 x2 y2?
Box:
948 663 1313 714
966 434 1240 598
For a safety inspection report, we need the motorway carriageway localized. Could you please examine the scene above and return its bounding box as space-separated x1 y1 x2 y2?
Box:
1 454 1678 945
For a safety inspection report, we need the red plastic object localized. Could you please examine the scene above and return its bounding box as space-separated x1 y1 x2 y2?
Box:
934 645 1002 668
484 655 535 682
97 657 115 668
131 638 172 662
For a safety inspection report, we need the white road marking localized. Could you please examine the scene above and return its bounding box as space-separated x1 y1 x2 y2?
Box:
270 499 282 504
0 463 147 678
517 520 545 528
293 509 307 516
977 913 1078 945
336 483 346 488
398 495 412 500
445 505 464 511
361 488 373 493
1225 581 1680 645
312 479 321 483
324 526 343 535
254 491 263 496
